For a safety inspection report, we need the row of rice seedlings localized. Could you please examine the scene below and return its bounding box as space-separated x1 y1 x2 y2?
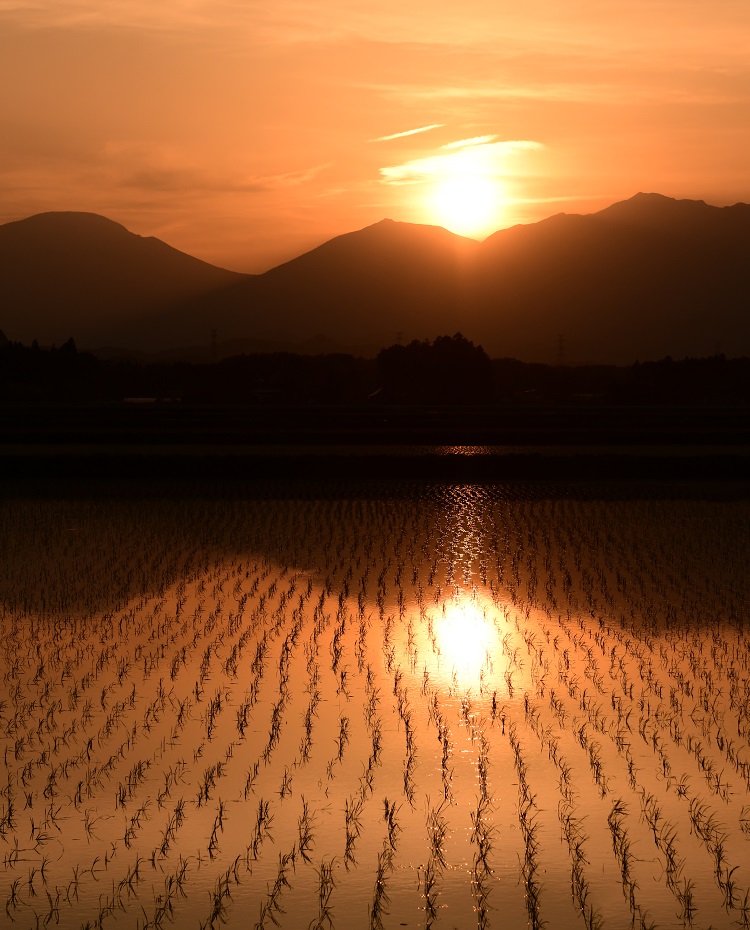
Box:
2 492 750 926
507 721 544 929
0 552 304 927
543 614 747 925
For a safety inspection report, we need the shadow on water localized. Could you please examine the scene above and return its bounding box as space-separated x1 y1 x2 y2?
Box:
1 478 749 623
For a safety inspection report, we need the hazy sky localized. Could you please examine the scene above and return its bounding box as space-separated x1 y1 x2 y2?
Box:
2 1 748 271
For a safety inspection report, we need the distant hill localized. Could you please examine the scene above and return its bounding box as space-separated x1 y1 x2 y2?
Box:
147 218 480 353
1 195 749 363
0 212 244 347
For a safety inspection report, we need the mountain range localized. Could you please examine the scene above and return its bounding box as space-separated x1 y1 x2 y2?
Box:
1 193 748 364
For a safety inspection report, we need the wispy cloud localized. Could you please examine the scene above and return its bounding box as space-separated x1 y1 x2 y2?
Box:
6 1 747 61
0 0 212 31
371 124 443 143
381 139 543 186
118 164 331 194
442 135 497 150
101 142 331 194
243 163 333 191
370 80 634 105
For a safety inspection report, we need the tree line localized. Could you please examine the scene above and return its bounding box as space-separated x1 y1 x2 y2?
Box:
0 331 748 405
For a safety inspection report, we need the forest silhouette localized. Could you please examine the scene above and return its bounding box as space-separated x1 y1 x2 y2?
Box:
1 331 748 407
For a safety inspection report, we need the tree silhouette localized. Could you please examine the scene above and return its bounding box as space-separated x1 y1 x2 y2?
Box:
377 333 492 404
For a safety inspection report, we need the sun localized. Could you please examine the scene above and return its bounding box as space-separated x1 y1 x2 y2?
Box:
430 174 501 237
428 169 503 238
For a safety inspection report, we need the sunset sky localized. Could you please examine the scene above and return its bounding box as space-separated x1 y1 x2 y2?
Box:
2 1 748 272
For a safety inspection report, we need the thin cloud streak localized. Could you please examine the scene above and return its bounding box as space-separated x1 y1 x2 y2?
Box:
372 124 444 143
367 77 750 111
369 80 659 105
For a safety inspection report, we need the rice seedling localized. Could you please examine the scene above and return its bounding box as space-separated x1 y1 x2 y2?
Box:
309 856 337 930
297 797 316 864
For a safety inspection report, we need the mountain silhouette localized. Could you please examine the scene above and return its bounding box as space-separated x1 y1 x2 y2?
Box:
138 218 480 353
0 212 243 347
472 193 750 361
1 195 748 362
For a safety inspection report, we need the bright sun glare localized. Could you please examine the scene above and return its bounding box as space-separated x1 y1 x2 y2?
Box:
435 598 496 683
427 146 503 236
430 173 502 238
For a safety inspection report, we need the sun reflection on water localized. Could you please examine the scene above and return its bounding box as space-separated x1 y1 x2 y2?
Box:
433 595 498 687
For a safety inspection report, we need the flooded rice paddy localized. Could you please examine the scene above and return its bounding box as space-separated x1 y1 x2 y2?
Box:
1 483 750 929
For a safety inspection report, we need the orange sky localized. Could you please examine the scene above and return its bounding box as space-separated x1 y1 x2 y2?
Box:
1 1 748 272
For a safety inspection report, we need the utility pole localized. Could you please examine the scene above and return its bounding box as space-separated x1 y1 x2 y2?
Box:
210 328 218 365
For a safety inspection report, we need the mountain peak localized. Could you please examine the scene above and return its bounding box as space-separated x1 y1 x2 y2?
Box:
265 215 479 278
630 191 679 203
597 192 713 224
5 211 133 236
0 210 243 348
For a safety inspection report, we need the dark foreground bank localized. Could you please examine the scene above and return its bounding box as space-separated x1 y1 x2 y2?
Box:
2 449 749 496
1 400 748 490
